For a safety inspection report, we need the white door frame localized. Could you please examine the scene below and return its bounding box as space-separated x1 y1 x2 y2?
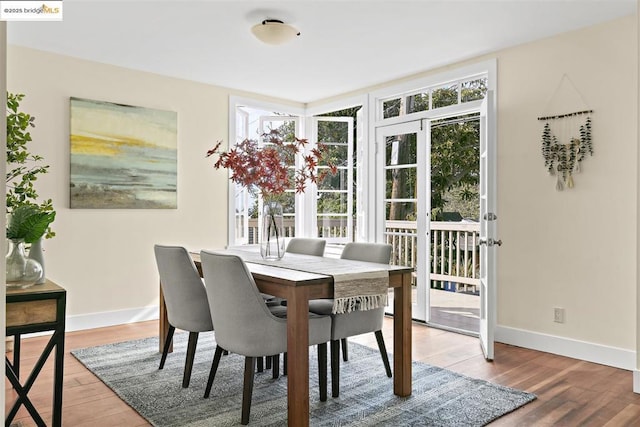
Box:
375 120 429 321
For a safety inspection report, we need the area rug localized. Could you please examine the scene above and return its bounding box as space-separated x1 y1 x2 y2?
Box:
71 332 535 426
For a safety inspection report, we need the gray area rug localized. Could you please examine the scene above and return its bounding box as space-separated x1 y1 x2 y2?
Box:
71 332 535 426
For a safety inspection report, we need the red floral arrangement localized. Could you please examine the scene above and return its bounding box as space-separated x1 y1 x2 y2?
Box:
206 129 337 199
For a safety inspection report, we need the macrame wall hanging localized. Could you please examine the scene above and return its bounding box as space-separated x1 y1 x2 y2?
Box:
538 74 594 191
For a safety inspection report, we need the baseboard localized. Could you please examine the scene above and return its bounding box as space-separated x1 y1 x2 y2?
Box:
495 325 635 371
66 306 159 333
634 370 640 393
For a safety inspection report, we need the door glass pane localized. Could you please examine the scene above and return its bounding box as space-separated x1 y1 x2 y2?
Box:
385 201 417 221
385 168 416 199
318 215 348 238
385 134 416 166
429 114 481 335
318 167 348 191
317 192 348 214
318 121 348 143
320 144 348 163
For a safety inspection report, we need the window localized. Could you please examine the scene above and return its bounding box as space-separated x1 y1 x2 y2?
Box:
230 103 301 245
377 75 488 121
313 117 353 243
229 99 357 245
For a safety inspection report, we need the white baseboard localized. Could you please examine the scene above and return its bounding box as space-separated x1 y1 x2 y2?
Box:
66 306 159 333
634 370 640 394
495 325 635 371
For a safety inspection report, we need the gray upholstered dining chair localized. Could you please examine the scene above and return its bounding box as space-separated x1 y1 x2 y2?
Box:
200 250 331 425
285 237 326 256
154 244 214 388
308 242 393 398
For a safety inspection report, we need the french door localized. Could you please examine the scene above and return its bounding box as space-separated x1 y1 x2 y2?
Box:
375 96 496 358
375 120 429 321
479 91 497 360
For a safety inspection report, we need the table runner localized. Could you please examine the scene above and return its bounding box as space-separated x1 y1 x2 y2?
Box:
222 247 389 314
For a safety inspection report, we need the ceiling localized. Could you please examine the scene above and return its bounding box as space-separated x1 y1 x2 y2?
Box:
7 0 637 103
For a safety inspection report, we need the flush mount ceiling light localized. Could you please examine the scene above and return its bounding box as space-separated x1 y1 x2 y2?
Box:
251 19 300 45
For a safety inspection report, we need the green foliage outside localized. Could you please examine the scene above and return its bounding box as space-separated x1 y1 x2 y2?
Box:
431 116 480 221
6 93 55 239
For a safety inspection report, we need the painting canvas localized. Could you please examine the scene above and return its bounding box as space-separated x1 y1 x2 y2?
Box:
70 97 177 209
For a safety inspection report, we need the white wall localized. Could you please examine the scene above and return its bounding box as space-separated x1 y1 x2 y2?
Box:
496 15 637 355
7 46 302 329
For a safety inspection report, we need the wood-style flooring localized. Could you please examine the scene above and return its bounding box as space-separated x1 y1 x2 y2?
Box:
5 319 640 426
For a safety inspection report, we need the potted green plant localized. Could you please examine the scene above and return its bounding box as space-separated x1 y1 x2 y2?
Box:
6 92 56 285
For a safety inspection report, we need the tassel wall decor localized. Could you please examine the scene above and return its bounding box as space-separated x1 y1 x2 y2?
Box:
539 110 593 190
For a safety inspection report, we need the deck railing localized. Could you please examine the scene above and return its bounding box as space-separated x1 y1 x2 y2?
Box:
246 218 480 292
385 220 480 293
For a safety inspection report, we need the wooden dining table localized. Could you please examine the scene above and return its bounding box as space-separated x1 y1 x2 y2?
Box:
158 249 413 427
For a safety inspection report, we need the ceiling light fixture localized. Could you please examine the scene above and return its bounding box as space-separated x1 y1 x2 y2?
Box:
251 19 300 45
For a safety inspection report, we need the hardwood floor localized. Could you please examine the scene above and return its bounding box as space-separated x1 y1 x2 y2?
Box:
5 319 640 426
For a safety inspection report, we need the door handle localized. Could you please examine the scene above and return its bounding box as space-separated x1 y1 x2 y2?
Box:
479 238 502 247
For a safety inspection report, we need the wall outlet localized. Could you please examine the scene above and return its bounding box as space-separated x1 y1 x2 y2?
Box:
553 307 565 323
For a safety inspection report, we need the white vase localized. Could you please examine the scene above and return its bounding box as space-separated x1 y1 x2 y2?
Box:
260 201 285 260
28 237 46 285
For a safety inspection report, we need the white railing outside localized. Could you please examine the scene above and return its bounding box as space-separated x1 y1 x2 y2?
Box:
246 218 480 293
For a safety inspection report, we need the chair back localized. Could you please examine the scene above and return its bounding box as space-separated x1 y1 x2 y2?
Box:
340 242 392 264
200 250 287 357
286 238 326 256
154 245 213 332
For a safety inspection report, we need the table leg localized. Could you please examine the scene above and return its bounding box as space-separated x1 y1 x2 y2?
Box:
52 328 65 426
5 358 47 426
159 283 172 354
393 272 412 396
13 333 20 380
286 287 310 427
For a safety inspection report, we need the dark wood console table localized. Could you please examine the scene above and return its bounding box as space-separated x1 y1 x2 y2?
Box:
6 279 66 427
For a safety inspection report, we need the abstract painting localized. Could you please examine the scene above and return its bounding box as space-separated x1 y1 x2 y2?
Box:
70 98 177 209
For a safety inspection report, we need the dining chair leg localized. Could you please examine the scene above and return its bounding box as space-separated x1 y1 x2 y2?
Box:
272 354 280 379
330 340 340 398
341 338 349 361
159 325 175 370
318 343 327 402
257 357 264 373
182 331 199 388
204 345 224 398
266 355 272 370
375 330 392 378
241 357 256 425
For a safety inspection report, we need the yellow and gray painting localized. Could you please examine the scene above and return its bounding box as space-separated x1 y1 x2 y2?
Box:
70 98 177 209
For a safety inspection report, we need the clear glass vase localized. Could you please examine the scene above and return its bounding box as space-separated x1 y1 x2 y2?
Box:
28 237 47 285
6 238 43 288
260 200 285 260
